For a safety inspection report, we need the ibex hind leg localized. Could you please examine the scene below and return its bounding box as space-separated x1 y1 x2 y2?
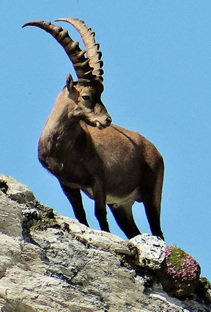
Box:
142 160 164 240
143 201 164 240
108 204 141 239
60 183 89 227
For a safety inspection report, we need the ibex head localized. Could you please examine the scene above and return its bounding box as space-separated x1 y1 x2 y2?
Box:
23 18 112 129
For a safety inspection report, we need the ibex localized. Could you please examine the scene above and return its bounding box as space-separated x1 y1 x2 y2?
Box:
23 18 164 240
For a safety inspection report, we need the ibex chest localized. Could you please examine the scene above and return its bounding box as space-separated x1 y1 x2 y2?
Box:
38 127 102 188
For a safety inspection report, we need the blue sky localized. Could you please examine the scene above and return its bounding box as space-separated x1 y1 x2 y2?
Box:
1 1 211 280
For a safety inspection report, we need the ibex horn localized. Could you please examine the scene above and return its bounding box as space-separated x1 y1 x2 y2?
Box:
22 20 95 81
55 18 104 83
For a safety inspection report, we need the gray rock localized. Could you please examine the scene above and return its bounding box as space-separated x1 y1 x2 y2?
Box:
0 175 36 205
0 174 210 312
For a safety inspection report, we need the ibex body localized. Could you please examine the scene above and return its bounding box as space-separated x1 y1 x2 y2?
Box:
23 18 164 240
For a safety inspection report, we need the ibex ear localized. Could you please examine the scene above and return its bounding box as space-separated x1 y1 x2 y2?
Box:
66 74 74 93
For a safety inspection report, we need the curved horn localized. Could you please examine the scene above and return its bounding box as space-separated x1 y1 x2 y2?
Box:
22 20 94 80
55 18 104 83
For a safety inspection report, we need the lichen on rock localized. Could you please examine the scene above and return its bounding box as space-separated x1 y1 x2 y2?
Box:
157 245 201 297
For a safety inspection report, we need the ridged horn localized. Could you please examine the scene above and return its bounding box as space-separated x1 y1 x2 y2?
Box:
55 18 104 83
22 20 94 81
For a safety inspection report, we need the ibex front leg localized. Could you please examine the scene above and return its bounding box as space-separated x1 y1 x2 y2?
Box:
60 183 89 227
93 181 110 232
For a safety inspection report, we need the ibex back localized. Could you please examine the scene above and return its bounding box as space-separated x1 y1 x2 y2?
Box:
23 18 164 240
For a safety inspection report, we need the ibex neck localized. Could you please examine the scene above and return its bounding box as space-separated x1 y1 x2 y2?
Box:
38 103 86 172
40 107 84 145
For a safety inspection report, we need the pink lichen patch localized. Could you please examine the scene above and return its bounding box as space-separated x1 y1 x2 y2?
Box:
157 245 201 297
164 246 200 281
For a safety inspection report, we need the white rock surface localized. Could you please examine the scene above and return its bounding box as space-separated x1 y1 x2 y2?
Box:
128 233 166 269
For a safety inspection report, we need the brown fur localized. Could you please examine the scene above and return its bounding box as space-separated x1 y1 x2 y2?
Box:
39 77 164 239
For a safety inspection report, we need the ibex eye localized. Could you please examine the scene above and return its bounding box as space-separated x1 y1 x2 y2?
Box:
82 95 90 101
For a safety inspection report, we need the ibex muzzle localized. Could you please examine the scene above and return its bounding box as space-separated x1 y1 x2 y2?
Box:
23 18 164 240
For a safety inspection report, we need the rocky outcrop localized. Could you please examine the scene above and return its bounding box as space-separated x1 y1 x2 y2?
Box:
0 174 210 312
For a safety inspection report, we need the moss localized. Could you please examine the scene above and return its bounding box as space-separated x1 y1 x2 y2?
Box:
166 246 187 271
26 203 60 232
195 276 211 301
164 245 200 281
30 216 59 231
199 277 211 291
157 245 201 297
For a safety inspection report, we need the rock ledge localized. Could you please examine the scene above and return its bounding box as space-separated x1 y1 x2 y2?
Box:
0 174 210 312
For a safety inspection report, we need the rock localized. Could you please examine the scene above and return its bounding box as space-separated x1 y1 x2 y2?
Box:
157 245 201 297
127 233 166 269
195 277 211 303
0 174 210 312
0 175 36 205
